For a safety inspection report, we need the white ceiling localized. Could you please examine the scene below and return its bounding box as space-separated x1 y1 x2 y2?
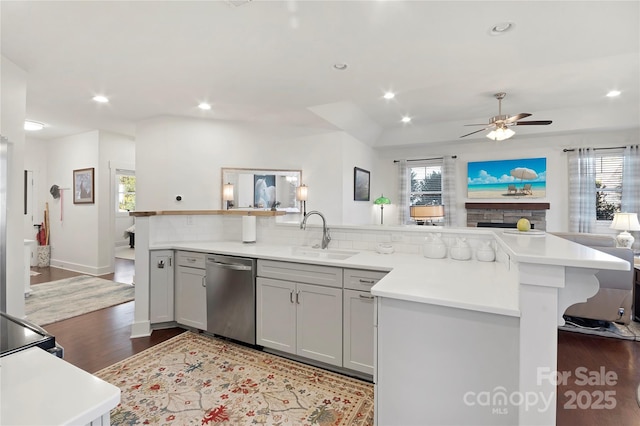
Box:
2 0 639 147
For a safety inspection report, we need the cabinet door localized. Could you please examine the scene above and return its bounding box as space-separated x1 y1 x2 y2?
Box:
343 289 375 375
175 266 207 330
256 277 296 354
149 250 174 323
296 283 343 367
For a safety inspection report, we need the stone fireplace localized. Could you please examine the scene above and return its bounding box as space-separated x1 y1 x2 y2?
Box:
465 202 550 231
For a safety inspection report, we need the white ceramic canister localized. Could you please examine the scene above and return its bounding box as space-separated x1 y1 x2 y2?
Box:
476 240 495 262
450 237 472 261
423 233 447 259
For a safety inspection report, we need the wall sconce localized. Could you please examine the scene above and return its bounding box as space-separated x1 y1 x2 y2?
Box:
410 205 445 226
610 212 640 248
374 194 391 225
222 183 234 210
296 184 308 215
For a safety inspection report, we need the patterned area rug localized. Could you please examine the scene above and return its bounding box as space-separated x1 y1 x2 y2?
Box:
25 275 134 326
95 332 374 426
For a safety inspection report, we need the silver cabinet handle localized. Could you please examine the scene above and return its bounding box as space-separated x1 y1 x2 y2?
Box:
208 261 252 271
202 276 206 287
187 257 197 263
296 290 300 304
290 290 294 303
359 279 375 284
359 294 374 300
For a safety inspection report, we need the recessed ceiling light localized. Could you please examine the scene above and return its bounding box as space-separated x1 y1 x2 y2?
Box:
401 116 411 124
92 95 109 103
333 63 348 71
383 92 395 100
24 120 45 131
198 102 212 110
489 22 514 35
606 90 621 97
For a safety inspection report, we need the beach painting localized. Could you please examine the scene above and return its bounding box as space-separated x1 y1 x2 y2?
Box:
467 157 546 199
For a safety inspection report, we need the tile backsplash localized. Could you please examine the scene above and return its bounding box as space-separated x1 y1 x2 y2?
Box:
148 215 498 258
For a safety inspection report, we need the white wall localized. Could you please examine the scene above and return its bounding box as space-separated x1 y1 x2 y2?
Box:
135 116 382 225
45 131 100 272
99 132 135 265
1 55 27 317
24 130 135 275
376 128 640 232
135 115 640 233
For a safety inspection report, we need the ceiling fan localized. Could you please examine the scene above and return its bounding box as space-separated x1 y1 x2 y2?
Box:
460 92 552 141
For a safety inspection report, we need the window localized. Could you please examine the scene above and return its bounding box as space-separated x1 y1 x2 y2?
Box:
116 170 136 214
595 150 623 221
409 161 442 206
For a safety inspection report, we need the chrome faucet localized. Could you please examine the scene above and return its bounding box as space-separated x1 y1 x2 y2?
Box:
300 210 331 249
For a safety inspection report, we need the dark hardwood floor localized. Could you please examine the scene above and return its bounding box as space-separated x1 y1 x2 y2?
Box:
30 262 640 425
31 259 184 373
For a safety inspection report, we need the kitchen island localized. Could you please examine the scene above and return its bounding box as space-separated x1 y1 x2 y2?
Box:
130 214 629 425
0 347 120 426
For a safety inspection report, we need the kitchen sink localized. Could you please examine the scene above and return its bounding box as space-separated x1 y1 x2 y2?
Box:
290 247 359 260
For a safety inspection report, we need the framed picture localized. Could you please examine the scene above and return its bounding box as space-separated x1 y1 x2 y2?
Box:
254 174 276 208
354 167 370 201
467 157 546 199
73 167 95 204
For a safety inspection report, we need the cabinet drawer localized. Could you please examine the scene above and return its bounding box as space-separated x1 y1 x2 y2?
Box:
176 251 206 269
257 260 342 288
344 269 388 291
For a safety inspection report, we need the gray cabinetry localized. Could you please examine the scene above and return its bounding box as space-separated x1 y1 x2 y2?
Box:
343 268 387 375
175 251 207 330
149 250 174 324
257 260 343 367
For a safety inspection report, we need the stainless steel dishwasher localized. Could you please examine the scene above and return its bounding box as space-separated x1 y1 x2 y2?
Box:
205 254 256 345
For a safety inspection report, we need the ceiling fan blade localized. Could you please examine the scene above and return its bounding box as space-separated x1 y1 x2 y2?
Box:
463 123 490 127
505 113 532 123
460 127 491 138
513 120 553 126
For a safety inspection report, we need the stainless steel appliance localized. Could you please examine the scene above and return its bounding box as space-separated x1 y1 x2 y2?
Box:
0 311 63 358
206 254 256 345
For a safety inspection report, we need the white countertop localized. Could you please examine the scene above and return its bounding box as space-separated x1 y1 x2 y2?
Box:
152 230 629 319
0 348 120 425
494 230 631 270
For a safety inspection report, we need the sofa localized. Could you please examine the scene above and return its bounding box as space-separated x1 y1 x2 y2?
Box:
552 232 634 324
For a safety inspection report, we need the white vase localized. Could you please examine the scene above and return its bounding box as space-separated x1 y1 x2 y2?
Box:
450 237 471 261
476 241 495 262
423 233 447 259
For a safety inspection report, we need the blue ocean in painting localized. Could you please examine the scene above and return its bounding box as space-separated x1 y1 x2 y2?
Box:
467 182 546 192
467 157 546 196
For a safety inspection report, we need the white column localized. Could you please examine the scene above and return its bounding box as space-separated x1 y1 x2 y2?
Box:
130 216 151 337
517 263 599 425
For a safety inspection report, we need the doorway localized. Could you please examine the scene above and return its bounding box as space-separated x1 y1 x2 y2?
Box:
114 168 135 262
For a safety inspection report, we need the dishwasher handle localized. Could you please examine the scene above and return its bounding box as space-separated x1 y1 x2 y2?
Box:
207 260 253 271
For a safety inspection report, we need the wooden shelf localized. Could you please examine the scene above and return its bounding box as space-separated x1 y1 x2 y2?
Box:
129 210 287 217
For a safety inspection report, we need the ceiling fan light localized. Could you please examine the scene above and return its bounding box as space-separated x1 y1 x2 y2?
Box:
486 127 515 141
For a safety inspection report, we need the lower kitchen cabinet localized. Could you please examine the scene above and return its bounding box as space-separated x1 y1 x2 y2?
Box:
256 277 296 353
175 265 207 330
343 289 375 375
257 277 343 367
149 250 174 324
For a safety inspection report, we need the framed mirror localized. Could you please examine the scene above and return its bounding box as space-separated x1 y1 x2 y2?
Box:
221 168 302 213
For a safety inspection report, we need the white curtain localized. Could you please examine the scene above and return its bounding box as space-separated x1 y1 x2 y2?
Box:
396 160 409 224
568 148 596 233
442 156 457 227
621 145 640 248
